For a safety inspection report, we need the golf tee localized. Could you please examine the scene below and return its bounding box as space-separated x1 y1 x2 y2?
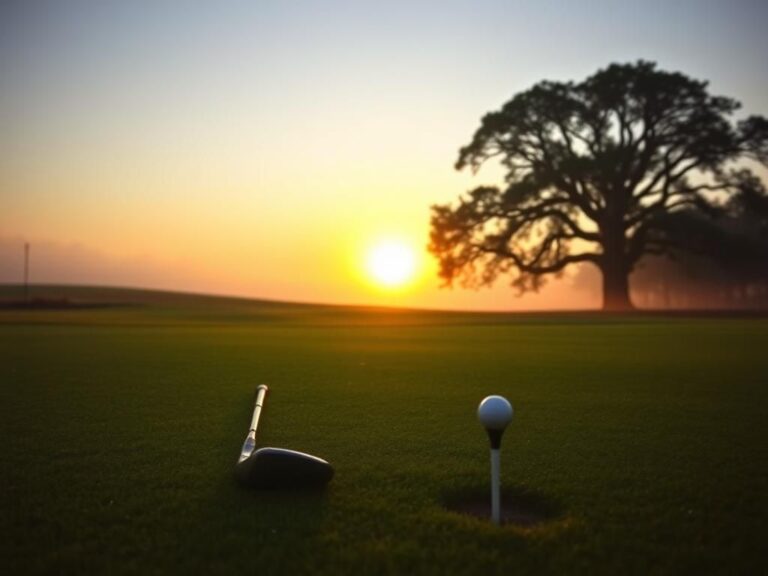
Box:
490 448 500 525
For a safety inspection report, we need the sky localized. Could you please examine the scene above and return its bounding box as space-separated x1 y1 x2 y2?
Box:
2 0 767 310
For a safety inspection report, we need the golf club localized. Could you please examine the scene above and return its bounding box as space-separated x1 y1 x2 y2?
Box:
236 385 334 489
477 395 513 524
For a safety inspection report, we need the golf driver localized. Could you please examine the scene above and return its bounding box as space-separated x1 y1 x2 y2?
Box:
236 385 334 489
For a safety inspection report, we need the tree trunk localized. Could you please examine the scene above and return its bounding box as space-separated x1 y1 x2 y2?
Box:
601 263 633 311
600 220 633 311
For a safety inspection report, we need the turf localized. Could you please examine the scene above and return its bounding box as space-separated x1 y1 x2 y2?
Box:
1 286 767 574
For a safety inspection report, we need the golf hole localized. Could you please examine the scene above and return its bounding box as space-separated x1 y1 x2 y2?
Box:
442 487 563 528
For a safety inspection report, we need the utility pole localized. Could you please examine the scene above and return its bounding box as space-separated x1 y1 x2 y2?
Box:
24 242 30 301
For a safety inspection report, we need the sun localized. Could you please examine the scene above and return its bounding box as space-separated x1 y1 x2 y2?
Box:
366 240 417 288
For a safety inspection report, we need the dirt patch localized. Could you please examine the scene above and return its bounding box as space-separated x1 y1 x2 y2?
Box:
443 487 562 527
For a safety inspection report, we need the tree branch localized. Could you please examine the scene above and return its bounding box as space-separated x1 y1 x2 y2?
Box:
473 242 600 275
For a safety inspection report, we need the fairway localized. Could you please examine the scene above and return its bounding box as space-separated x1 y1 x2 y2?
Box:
2 287 767 574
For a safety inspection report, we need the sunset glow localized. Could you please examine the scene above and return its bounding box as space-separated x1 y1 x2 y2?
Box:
1 2 765 311
366 240 417 288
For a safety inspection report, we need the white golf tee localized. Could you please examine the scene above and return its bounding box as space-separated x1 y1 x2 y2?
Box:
490 448 501 525
477 395 513 525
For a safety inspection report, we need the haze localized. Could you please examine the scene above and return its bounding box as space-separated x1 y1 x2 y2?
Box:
2 0 767 310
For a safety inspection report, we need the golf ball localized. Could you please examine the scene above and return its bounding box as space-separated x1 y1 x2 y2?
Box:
477 395 513 430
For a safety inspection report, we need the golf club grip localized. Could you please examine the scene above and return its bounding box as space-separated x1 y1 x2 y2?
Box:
250 385 269 433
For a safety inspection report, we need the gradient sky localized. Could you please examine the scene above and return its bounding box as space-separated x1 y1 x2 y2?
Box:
2 0 767 309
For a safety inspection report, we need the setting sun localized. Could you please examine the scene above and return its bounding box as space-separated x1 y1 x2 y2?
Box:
366 240 417 288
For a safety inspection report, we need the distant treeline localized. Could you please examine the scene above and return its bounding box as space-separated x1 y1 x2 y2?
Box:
631 255 768 310
569 183 768 310
634 182 768 309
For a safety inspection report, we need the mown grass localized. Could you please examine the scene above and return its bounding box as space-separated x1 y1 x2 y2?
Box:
1 286 767 574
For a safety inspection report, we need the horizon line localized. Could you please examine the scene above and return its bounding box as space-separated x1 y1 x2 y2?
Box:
0 281 599 315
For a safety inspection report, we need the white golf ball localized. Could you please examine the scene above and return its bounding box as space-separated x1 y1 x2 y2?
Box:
477 395 513 430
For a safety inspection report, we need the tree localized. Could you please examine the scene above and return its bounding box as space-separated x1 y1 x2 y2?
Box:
429 61 768 310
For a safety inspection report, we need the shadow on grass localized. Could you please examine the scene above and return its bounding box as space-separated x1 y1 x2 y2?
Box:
217 471 333 532
442 485 564 528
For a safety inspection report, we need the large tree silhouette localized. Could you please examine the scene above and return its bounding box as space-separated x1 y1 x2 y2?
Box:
429 61 768 310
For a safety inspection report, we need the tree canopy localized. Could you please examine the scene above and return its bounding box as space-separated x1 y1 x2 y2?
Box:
429 61 768 310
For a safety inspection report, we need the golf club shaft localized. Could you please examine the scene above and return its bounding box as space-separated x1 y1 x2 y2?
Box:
490 448 501 525
250 385 269 432
238 385 269 464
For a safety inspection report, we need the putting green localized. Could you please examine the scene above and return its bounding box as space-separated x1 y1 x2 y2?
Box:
2 286 767 574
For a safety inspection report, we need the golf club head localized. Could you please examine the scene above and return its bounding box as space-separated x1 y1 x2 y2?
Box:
235 447 334 489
